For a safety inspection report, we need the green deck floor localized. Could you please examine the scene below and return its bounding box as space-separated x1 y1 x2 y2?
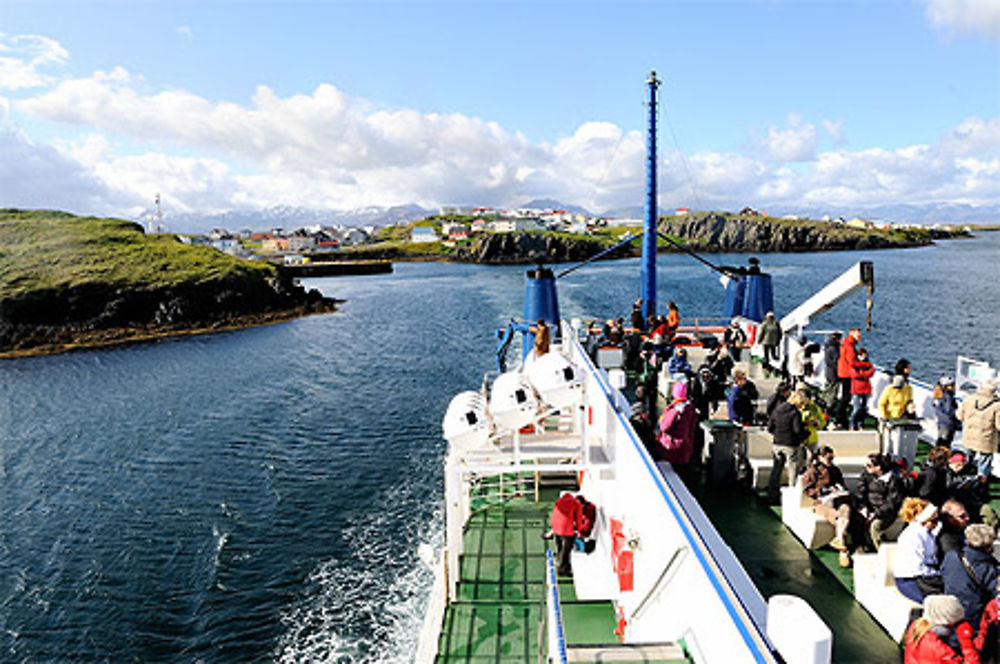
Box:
437 482 660 664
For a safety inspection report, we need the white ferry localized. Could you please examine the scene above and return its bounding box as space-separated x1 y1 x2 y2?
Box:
416 73 997 664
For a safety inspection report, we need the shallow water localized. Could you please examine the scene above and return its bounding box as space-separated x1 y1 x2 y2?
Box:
0 232 997 662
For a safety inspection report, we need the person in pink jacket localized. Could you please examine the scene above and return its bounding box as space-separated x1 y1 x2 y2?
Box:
657 381 699 466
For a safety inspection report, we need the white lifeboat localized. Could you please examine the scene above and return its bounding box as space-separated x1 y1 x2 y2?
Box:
525 352 583 410
442 390 491 451
488 371 539 431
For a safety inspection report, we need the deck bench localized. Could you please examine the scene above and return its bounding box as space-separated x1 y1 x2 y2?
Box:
852 543 921 642
745 429 880 491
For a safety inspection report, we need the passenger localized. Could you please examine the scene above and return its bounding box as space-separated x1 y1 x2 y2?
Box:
665 301 680 340
853 452 905 550
797 389 826 454
667 347 692 380
649 315 669 358
532 319 550 357
765 381 792 419
766 389 808 504
942 524 1000 636
758 311 782 373
957 379 1000 481
849 347 876 430
630 297 645 332
934 375 961 447
707 345 734 387
836 328 862 429
550 492 582 577
903 595 979 664
822 331 843 424
896 358 913 383
938 498 973 556
726 369 759 426
878 373 916 422
918 446 953 507
723 318 747 362
801 446 854 567
628 393 657 455
787 335 807 384
895 497 945 602
657 381 699 467
688 365 722 420
946 453 991 522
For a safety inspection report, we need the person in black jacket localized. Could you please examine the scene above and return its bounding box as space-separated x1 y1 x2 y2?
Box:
821 332 842 421
853 452 905 550
917 446 951 507
766 390 808 504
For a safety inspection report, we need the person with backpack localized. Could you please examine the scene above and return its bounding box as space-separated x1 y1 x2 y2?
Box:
942 524 1000 639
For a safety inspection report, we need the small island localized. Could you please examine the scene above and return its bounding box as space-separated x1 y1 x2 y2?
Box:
0 210 337 357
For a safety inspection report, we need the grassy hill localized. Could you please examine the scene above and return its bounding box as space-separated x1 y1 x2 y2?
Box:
0 209 334 356
0 209 278 298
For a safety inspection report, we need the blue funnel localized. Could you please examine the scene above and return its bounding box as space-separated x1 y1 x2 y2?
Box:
523 267 561 359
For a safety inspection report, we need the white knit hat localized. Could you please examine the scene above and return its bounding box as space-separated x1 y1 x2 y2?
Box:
923 595 965 626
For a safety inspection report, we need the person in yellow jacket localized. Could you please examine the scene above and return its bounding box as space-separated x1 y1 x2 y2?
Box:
797 388 826 454
879 374 914 420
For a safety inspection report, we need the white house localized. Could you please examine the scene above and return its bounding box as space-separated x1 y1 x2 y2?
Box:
491 218 544 233
410 226 439 243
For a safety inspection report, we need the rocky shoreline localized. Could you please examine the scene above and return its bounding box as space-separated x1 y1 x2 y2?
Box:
0 274 338 358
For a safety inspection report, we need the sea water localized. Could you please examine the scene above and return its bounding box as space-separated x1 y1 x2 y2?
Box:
0 233 997 662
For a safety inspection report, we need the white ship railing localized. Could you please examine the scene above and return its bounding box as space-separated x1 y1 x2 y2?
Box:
544 549 569 664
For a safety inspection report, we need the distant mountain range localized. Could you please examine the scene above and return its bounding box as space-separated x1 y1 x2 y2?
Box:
149 200 999 234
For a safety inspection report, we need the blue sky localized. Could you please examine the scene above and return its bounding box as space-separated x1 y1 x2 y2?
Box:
1 0 998 219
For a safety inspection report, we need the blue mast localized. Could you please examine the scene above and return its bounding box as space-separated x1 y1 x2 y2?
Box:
640 71 660 321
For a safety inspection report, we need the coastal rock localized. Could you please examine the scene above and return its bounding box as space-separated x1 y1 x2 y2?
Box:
656 213 950 252
452 232 631 264
0 273 336 355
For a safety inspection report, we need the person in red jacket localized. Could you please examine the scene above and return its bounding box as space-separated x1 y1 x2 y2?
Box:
551 492 582 576
835 327 862 429
905 594 980 664
850 347 876 430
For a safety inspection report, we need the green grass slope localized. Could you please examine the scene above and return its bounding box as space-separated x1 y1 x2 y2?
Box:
0 209 277 298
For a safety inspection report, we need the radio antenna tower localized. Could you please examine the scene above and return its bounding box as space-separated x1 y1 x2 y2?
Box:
155 193 163 233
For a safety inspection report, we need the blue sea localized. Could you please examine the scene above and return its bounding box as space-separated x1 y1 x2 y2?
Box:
1 233 998 662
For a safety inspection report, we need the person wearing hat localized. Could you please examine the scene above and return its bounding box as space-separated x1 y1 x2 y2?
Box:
935 375 961 446
723 318 747 361
904 594 978 663
657 381 698 467
942 524 1000 636
878 372 916 422
895 497 946 602
957 379 1000 481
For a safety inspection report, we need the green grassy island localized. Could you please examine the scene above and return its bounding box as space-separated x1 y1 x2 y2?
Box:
0 210 336 357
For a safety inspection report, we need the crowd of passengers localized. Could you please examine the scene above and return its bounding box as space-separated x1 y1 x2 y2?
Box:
589 299 1000 663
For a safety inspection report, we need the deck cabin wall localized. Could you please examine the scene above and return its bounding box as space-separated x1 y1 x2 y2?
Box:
567 337 777 664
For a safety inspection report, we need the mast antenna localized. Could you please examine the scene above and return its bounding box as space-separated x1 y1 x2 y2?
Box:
640 70 661 321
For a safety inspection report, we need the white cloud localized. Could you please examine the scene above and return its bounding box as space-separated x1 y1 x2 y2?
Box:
2 58 999 219
0 34 69 90
177 26 194 40
921 0 1000 40
765 114 817 162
